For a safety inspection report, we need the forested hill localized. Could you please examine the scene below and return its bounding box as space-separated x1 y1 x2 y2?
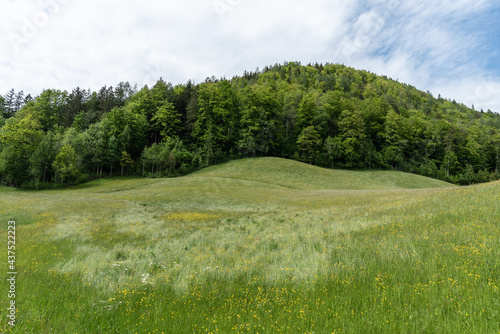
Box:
1 62 499 189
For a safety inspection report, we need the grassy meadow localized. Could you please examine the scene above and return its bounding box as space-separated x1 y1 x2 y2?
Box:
0 157 499 333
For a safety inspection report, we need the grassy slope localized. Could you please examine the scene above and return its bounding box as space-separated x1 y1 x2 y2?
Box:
188 157 455 190
1 158 499 333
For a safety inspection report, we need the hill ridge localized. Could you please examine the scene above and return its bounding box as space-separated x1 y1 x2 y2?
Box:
2 62 499 189
186 157 454 191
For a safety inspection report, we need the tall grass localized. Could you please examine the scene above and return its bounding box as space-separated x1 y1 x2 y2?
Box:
1 158 498 333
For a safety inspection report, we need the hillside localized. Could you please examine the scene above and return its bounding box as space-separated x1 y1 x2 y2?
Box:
1 62 499 189
1 158 499 332
188 157 454 190
25 158 452 216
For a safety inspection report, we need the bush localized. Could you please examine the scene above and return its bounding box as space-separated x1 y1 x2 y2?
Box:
78 173 91 184
20 181 57 190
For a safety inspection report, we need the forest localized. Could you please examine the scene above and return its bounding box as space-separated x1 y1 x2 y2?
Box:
1 61 499 189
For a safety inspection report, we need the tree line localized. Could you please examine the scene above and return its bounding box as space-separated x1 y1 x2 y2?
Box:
1 62 499 189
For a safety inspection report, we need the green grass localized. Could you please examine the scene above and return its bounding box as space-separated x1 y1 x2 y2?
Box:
1 158 499 333
189 157 454 190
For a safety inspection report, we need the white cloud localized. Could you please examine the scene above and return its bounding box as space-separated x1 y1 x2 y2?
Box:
330 0 500 111
433 76 500 112
0 0 499 112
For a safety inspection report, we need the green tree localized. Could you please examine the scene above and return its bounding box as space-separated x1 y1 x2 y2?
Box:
141 143 162 177
279 85 303 155
151 102 182 140
65 87 88 128
2 89 15 119
462 164 476 185
120 151 134 176
0 96 6 119
238 85 279 157
34 89 69 131
419 159 438 178
107 135 120 177
81 123 107 177
296 126 321 164
296 91 318 133
443 149 458 178
53 144 80 184
487 133 500 172
0 146 26 187
193 80 240 161
100 105 149 157
382 109 405 169
159 139 177 176
464 126 486 170
337 109 367 168
29 131 60 183
0 111 43 152
0 110 43 186
114 82 135 107
324 135 343 168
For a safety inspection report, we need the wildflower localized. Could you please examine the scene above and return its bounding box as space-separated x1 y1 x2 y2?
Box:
141 273 154 285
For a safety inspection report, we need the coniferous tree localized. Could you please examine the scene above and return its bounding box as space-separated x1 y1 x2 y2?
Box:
65 87 88 128
0 96 6 120
14 91 25 113
3 89 15 118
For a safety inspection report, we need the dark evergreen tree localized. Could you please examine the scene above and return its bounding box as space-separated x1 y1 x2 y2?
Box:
3 89 16 118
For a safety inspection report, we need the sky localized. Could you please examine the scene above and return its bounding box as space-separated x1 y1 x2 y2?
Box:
1 0 499 112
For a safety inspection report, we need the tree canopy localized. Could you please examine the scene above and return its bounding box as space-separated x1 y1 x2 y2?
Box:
1 62 499 188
